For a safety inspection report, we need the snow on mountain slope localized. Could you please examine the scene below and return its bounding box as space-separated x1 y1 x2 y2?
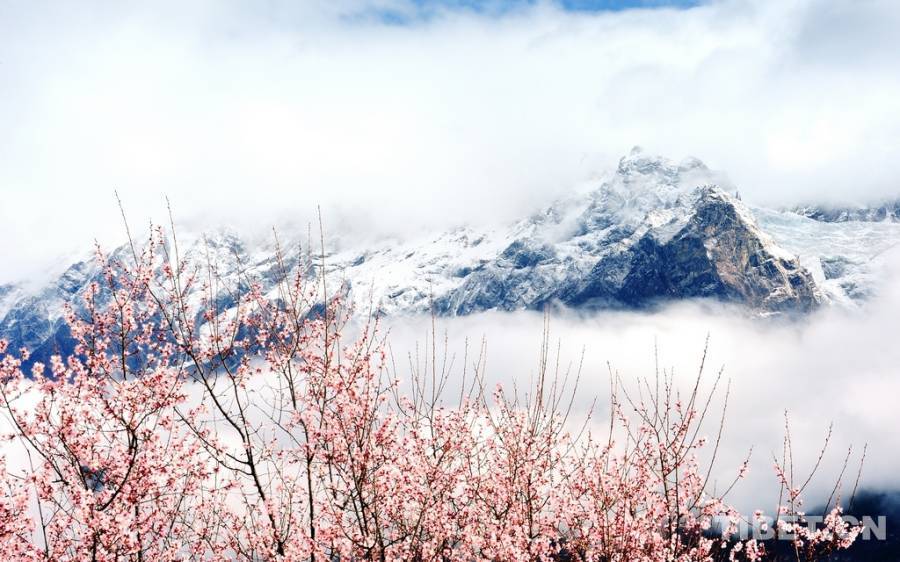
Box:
0 284 24 327
430 149 819 315
313 147 819 316
753 207 900 305
323 225 516 315
791 200 900 223
1 148 896 366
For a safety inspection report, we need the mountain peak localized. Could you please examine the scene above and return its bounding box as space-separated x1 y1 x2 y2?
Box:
616 147 707 178
617 146 672 176
2 152 881 367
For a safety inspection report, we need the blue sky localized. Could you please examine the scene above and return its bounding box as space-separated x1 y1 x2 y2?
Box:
559 0 701 8
408 0 701 10
374 0 702 23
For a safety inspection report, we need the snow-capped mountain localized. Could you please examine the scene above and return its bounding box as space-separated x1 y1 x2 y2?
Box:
2 148 899 366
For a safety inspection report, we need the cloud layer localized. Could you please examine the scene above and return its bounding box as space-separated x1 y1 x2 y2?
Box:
381 247 900 512
2 0 900 280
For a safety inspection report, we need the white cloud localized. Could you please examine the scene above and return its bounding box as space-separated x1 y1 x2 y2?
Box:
1 0 900 282
380 248 900 511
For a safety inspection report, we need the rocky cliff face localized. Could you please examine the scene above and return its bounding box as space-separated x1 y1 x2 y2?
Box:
436 150 820 314
658 188 818 312
0 149 850 365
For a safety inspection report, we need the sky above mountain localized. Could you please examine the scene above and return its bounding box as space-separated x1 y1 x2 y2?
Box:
1 0 900 281
369 0 702 20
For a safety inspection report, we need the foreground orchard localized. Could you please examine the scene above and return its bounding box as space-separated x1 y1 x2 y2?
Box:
0 228 863 561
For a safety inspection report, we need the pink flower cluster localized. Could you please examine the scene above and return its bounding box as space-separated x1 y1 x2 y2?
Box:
0 230 862 561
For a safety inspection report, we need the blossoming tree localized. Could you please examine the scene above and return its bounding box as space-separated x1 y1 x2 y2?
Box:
0 226 864 561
